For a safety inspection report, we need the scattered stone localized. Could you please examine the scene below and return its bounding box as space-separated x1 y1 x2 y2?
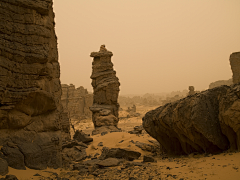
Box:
92 126 121 136
96 158 121 167
62 140 88 149
99 147 141 161
128 125 144 134
33 173 41 176
130 140 155 152
119 140 124 143
73 130 93 143
143 155 155 162
2 175 18 180
0 158 8 176
98 142 103 146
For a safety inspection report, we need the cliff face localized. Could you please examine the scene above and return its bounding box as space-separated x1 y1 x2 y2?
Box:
61 84 93 121
0 0 62 169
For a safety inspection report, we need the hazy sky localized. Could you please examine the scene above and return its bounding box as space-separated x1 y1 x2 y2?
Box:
53 0 240 95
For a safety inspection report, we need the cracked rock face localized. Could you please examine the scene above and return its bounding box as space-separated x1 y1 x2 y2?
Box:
143 82 240 155
89 46 120 133
0 0 62 169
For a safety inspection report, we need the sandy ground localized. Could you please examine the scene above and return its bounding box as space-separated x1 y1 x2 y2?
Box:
1 105 240 180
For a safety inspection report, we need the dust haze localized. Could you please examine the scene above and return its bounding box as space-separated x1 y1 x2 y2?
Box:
53 0 240 95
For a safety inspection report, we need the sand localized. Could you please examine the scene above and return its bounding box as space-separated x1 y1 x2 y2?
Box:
1 105 240 180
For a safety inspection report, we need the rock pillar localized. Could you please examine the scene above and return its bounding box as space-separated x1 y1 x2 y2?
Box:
188 86 195 96
230 52 240 84
90 45 120 134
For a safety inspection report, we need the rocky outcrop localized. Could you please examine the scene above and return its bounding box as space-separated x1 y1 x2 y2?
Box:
230 52 240 84
61 84 93 121
0 0 62 169
188 86 196 96
143 83 240 155
209 79 232 89
90 45 121 134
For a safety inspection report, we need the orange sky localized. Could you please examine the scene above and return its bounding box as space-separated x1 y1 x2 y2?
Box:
53 0 240 95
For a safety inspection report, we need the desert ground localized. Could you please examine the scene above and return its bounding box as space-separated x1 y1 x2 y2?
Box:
1 105 240 180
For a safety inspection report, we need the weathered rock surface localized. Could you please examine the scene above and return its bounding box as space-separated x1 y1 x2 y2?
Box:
209 79 232 89
0 0 62 169
143 83 240 155
90 45 121 134
73 130 93 143
0 158 8 176
230 52 240 84
61 84 93 121
99 147 141 161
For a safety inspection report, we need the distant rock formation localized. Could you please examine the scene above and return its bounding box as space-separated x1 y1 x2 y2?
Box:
90 45 121 134
230 52 240 84
0 0 63 169
61 84 93 121
209 79 233 89
188 86 196 96
142 52 240 155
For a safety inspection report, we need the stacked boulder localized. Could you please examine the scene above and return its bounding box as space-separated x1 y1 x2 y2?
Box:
90 45 121 135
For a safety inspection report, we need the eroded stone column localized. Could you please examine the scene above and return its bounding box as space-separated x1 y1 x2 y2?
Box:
230 52 240 84
90 45 121 135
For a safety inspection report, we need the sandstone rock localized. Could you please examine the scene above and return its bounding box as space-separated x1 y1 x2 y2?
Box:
73 130 93 143
92 126 121 136
96 158 121 167
62 140 88 149
1 146 25 170
0 0 62 169
1 175 18 180
230 52 240 84
61 84 93 121
99 147 141 161
188 86 196 96
209 79 232 89
128 125 143 134
143 83 240 155
90 45 120 134
143 155 155 163
61 111 71 142
0 158 8 176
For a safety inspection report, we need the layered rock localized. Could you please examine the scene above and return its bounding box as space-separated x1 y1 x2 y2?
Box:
61 84 93 121
230 52 240 84
209 79 233 89
143 83 240 155
90 45 120 134
0 0 63 169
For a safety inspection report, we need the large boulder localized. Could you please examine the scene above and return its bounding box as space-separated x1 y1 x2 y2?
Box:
143 83 240 155
0 0 63 169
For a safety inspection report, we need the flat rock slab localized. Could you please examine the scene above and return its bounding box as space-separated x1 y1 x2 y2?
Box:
99 147 141 161
96 158 121 167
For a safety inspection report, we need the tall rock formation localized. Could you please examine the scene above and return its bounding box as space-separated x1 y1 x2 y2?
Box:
230 52 240 84
143 52 240 155
90 45 120 134
61 84 93 121
0 0 63 169
188 86 195 96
